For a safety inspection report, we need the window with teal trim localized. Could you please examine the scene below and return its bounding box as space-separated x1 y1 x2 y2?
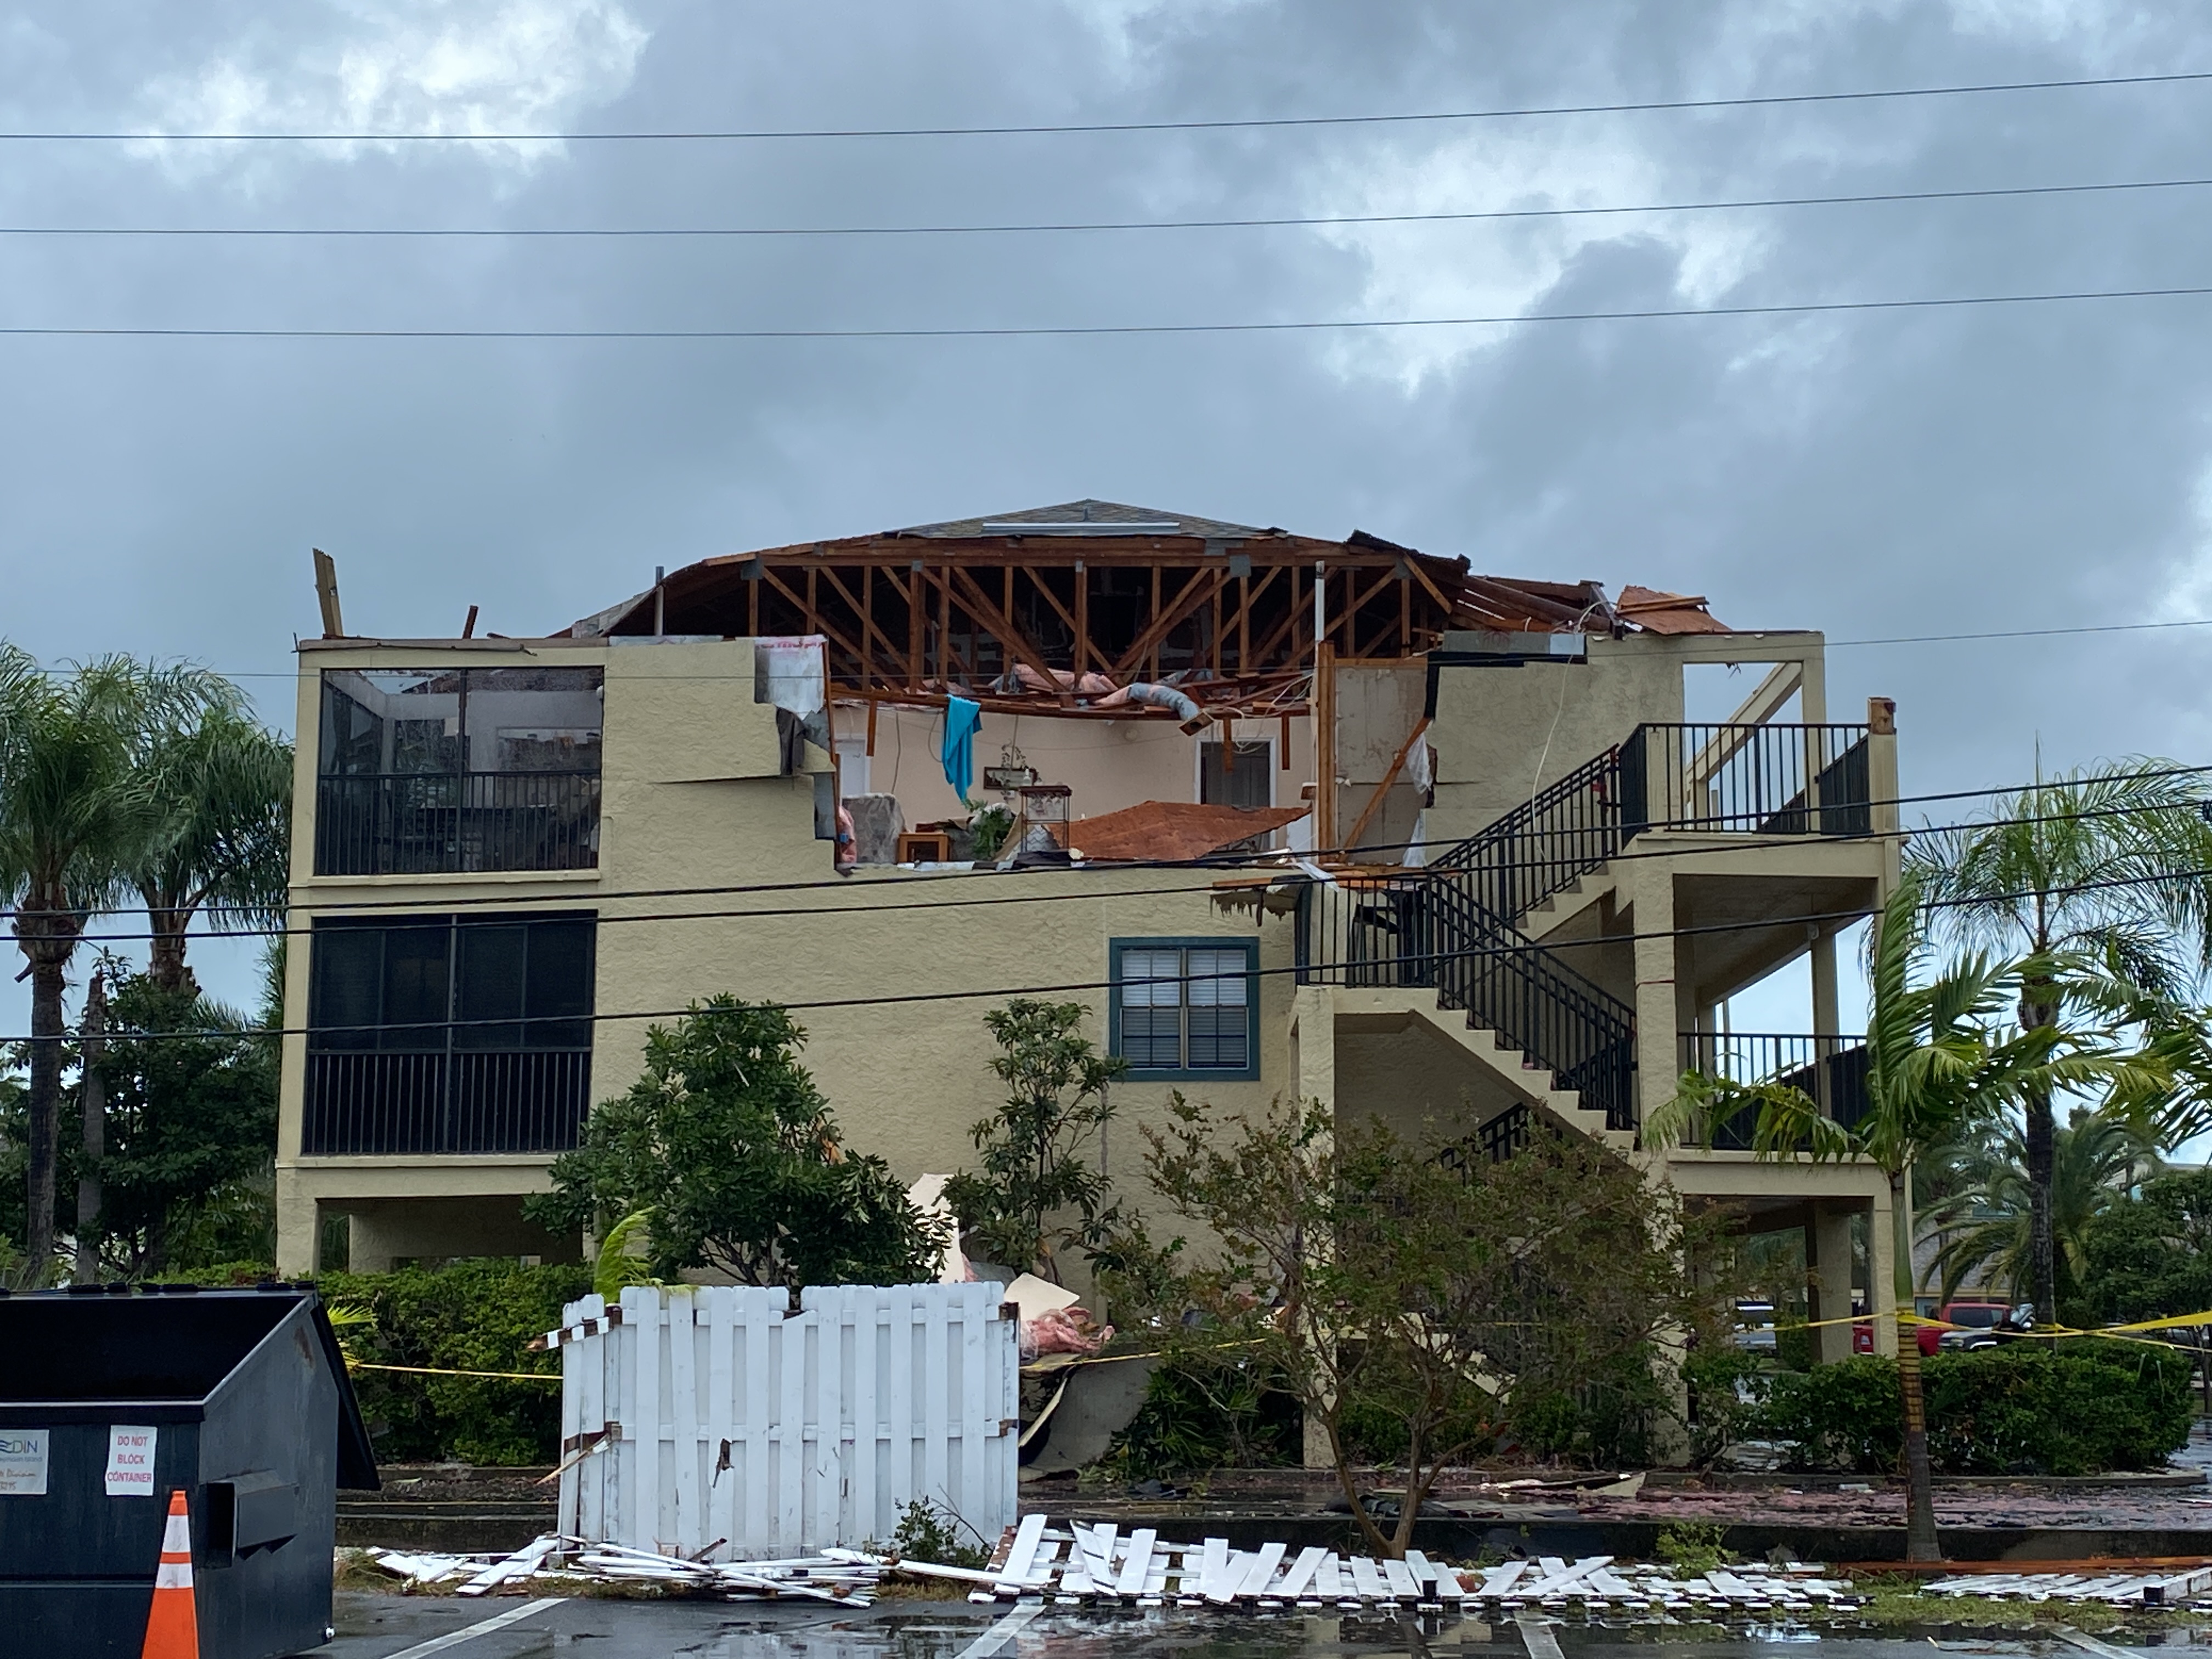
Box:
1110 939 1259 1079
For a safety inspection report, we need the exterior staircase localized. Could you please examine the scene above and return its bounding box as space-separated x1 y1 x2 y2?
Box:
1296 719 1875 1153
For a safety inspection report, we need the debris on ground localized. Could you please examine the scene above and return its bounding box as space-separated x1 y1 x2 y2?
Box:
364 1537 882 1605
1918 1566 2212 1607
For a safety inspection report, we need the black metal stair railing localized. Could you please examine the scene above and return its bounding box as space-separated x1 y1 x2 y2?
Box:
1431 745 1624 921
1295 869 1639 1130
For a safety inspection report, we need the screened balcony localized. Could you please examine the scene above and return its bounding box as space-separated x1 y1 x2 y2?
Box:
313 666 603 876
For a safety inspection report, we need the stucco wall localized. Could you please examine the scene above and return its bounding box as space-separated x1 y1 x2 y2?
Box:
277 637 1306 1274
1426 635 1684 847
840 702 1314 831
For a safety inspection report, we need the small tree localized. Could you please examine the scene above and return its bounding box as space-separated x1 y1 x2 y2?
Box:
943 999 1127 1283
1142 1094 1729 1559
79 973 279 1276
527 997 940 1289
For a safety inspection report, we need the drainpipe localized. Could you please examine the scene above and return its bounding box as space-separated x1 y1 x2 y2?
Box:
654 566 665 636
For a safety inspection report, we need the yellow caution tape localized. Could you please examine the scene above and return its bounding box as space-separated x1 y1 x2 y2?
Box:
348 1361 562 1383
1756 1308 2212 1342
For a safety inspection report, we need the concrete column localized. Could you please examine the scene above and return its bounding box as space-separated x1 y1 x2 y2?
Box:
1869 1181 1900 1357
274 1171 319 1276
1807 1201 1859 1364
1630 862 1680 1125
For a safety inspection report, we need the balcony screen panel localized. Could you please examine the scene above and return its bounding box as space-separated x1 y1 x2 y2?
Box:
454 923 528 1051
523 918 597 1048
308 928 382 1052
379 927 450 1053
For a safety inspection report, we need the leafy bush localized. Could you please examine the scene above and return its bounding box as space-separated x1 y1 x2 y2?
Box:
318 1260 590 1465
1682 1345 1772 1468
1105 1351 1300 1480
1760 1344 2195 1475
1654 1521 1735 1573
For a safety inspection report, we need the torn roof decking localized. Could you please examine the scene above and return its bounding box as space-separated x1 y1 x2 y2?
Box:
568 499 1730 714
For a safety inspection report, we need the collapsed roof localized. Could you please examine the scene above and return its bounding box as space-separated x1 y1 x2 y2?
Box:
569 500 1730 714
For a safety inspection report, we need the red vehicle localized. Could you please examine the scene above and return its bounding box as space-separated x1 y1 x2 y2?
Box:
1853 1300 2011 1355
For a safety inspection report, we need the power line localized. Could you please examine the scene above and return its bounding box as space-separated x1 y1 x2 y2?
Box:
1830 617 2212 647
14 281 2212 340
14 766 2212 946
13 69 2212 143
75 608 2212 686
15 859 2211 1046
19 173 2212 239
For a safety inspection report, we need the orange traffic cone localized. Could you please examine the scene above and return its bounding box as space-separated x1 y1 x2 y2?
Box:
140 1488 200 1659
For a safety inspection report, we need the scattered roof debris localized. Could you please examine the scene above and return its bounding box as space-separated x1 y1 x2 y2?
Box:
1070 801 1310 864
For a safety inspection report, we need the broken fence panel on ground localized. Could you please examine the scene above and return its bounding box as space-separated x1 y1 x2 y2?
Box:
552 1283 1020 1561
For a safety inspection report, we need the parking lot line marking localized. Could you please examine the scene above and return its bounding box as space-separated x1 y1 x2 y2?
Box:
951 1600 1045 1659
1515 1611 1566 1659
379 1598 565 1658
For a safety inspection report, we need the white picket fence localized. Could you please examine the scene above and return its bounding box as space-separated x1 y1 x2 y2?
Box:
551 1282 1020 1561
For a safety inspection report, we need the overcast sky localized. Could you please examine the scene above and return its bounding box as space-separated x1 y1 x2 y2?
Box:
6 0 2212 1029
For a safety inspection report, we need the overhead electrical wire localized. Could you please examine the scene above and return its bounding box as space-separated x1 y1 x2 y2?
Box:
76 610 2212 690
10 67 2212 143
12 767 2212 941
15 859 2212 1046
18 173 2212 239
16 281 2212 340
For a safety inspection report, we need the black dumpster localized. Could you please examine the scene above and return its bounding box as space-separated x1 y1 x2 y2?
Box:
0 1285 379 1659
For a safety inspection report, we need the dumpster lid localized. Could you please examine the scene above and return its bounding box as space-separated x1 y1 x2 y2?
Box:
0 1286 379 1490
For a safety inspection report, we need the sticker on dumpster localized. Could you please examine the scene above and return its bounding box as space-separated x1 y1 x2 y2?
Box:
105 1426 157 1496
0 1431 47 1496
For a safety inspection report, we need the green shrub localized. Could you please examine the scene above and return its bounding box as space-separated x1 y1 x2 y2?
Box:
1655 1521 1735 1573
1760 1344 2195 1475
1683 1345 1771 1468
317 1260 591 1465
1774 1319 1814 1374
1104 1351 1299 1480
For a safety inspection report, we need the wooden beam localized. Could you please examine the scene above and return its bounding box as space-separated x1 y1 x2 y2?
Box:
1112 567 1222 679
1342 716 1432 860
1022 564 1080 657
1074 561 1089 676
817 563 881 685
312 548 346 637
760 565 869 670
950 566 1063 687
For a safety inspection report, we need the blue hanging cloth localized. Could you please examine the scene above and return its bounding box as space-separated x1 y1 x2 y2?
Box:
941 696 983 797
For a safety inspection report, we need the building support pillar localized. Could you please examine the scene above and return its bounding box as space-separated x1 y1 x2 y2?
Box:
1807 1200 1860 1364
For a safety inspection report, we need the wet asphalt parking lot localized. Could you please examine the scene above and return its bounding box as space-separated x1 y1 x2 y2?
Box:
315 1594 2212 1659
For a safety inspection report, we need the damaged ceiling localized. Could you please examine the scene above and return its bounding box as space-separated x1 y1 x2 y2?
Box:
568 500 1731 714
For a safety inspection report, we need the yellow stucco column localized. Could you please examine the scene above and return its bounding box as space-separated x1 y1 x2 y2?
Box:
1630 861 1679 1125
274 1171 319 1277
1808 1201 1860 1364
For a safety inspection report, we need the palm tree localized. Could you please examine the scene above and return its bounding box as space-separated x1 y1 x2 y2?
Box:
0 649 163 1273
1910 763 2212 1321
1647 876 2151 1560
128 706 292 993
0 650 246 1272
1918 1108 2160 1310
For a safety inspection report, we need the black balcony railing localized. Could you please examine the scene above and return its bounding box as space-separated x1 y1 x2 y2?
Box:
1438 1102 1535 1174
314 771 601 876
1621 724 1870 839
302 1048 592 1155
1676 1031 1871 1147
1296 872 1639 1130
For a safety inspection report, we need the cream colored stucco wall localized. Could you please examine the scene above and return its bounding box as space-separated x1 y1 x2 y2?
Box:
840 703 1313 831
276 637 1305 1274
1425 631 1829 845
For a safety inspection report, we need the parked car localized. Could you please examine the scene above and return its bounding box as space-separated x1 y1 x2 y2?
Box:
1851 1299 2013 1355
1937 1304 2035 1351
1733 1300 1779 1354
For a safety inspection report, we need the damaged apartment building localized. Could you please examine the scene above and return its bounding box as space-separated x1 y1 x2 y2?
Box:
275 499 1905 1365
